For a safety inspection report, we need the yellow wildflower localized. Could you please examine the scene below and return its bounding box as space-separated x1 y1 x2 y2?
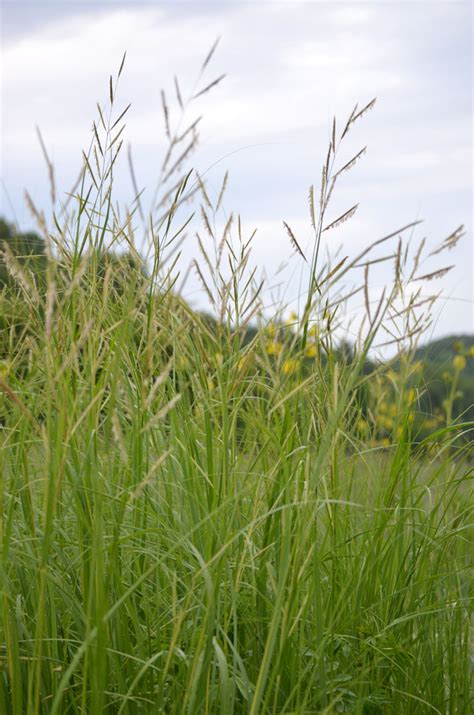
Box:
266 341 283 357
285 311 298 328
265 322 277 338
453 355 466 371
282 359 298 376
470 346 474 358
304 344 318 358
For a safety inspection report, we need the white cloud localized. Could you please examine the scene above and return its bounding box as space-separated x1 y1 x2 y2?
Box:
1 1 472 340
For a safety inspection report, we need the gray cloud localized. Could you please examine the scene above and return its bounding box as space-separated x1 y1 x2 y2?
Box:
1 1 472 345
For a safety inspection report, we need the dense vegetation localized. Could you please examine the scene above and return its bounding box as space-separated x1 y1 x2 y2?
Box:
1 218 472 441
0 55 472 714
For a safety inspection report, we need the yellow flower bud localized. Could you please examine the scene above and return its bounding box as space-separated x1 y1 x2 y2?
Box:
453 355 466 371
304 344 318 358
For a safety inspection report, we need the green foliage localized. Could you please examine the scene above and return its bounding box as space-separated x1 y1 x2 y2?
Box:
415 335 474 426
0 218 47 289
0 238 471 713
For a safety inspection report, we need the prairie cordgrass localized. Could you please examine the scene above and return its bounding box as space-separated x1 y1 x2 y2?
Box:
0 54 472 714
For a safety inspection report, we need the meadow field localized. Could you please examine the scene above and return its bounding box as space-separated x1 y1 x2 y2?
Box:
0 56 472 714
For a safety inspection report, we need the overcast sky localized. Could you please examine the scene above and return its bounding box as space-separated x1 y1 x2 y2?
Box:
1 0 472 349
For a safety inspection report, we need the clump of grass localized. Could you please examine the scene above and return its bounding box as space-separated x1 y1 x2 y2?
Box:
0 51 472 714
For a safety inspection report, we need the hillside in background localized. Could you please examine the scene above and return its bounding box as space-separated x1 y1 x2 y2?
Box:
414 334 474 426
416 334 474 376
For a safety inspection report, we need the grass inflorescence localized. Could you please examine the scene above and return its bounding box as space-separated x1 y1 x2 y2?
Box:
0 52 472 714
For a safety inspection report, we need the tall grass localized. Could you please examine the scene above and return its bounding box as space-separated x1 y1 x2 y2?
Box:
0 54 472 714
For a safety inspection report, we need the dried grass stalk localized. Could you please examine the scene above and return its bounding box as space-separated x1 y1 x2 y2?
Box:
283 221 307 262
323 204 358 232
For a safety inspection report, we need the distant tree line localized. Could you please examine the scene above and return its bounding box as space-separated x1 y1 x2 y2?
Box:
0 217 473 436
